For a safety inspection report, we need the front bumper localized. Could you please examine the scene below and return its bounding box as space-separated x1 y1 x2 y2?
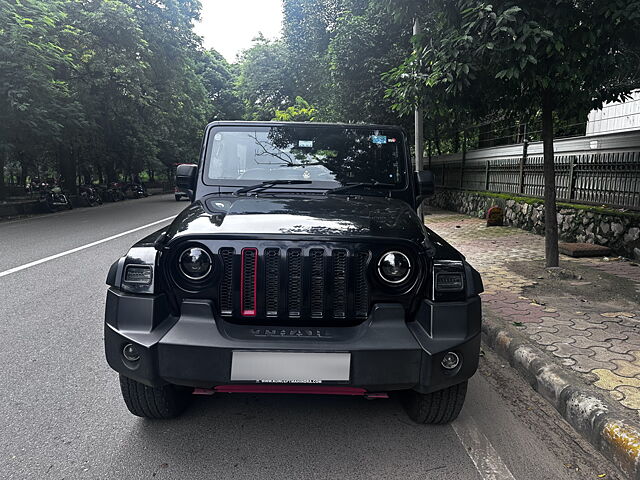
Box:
105 288 481 393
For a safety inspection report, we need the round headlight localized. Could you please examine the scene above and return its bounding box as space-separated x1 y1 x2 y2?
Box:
377 251 411 284
179 247 212 280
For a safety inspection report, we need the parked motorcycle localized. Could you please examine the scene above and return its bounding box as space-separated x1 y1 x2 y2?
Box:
79 184 103 207
95 183 125 202
39 183 73 212
121 182 147 199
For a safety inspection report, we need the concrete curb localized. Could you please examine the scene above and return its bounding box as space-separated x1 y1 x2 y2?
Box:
482 313 640 479
0 200 40 217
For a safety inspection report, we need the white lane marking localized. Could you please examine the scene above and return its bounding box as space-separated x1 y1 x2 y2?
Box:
0 216 175 278
452 411 517 480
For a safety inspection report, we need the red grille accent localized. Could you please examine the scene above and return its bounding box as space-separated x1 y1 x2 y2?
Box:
240 248 258 316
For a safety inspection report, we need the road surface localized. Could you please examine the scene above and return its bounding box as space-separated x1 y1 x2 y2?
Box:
0 195 623 479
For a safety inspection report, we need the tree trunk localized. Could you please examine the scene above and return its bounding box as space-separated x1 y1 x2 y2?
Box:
434 123 442 155
542 91 559 267
0 149 6 201
58 145 77 194
20 161 28 186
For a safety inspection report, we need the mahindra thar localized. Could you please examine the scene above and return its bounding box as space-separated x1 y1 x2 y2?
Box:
105 121 483 424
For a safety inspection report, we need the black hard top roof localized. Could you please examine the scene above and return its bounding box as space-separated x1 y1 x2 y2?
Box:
206 120 405 131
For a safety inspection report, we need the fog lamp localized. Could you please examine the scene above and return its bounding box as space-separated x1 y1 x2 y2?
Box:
441 352 460 370
123 343 140 362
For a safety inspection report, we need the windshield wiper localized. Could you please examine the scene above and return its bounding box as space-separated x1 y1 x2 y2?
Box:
326 181 396 195
233 179 312 196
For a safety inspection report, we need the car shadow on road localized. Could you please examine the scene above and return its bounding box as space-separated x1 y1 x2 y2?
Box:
116 393 461 478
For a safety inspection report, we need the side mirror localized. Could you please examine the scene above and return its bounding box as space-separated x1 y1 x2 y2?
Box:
415 170 435 202
176 164 198 200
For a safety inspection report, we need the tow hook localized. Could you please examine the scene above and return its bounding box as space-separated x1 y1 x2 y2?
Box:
364 393 389 400
192 388 215 395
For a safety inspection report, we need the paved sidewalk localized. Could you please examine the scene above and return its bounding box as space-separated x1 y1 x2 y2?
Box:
425 208 640 415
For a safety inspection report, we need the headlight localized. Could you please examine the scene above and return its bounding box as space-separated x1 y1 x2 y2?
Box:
179 247 212 280
377 251 411 284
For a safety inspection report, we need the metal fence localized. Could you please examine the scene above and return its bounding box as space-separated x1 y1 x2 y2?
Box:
429 131 640 210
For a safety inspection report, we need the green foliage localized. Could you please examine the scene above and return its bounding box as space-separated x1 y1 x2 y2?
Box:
236 35 294 121
0 0 241 197
384 1 640 123
327 3 410 124
274 97 317 122
5 0 637 203
239 0 410 124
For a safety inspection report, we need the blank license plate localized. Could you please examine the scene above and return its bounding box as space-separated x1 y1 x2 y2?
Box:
230 351 351 383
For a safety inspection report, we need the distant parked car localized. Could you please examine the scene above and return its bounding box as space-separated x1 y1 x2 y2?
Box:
174 164 197 201
174 186 189 201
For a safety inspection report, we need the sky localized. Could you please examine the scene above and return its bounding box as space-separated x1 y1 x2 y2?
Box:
194 0 283 63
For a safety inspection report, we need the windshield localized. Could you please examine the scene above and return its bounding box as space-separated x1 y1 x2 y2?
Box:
203 125 407 188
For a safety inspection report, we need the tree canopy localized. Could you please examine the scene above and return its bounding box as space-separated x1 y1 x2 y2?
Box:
382 0 640 266
2 0 639 221
0 0 242 196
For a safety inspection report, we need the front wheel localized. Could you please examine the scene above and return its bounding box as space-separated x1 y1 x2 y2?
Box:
401 381 467 424
119 375 191 419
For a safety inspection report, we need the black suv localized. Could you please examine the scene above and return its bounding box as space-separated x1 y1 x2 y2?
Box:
105 121 483 424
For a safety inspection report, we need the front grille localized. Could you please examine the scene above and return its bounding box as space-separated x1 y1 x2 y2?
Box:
219 247 235 316
287 249 303 317
310 249 325 318
241 248 257 316
264 248 280 317
354 251 370 318
332 250 347 318
220 246 371 322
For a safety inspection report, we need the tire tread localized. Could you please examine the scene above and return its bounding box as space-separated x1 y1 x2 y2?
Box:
403 381 467 424
119 375 189 419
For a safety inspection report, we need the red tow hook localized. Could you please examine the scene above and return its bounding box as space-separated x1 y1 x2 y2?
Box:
192 388 215 396
364 393 389 400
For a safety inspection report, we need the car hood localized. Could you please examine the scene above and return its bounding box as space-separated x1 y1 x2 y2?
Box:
163 195 427 243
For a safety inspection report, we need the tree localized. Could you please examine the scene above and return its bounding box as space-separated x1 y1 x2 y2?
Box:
199 50 243 121
384 0 640 267
274 96 317 122
237 35 294 120
1 0 234 193
327 2 410 124
0 0 76 197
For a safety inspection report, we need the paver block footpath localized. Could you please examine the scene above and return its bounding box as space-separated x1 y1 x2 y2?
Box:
425 207 640 478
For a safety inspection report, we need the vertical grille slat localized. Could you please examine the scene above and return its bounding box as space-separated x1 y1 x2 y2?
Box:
265 248 280 317
310 249 325 318
332 249 348 318
287 249 302 317
219 248 234 316
241 248 257 316
354 251 370 318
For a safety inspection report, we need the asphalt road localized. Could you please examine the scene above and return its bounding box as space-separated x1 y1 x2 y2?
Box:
0 195 624 479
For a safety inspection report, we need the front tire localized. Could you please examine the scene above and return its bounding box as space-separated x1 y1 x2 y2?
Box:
119 375 191 419
401 381 467 424
175 194 181 201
